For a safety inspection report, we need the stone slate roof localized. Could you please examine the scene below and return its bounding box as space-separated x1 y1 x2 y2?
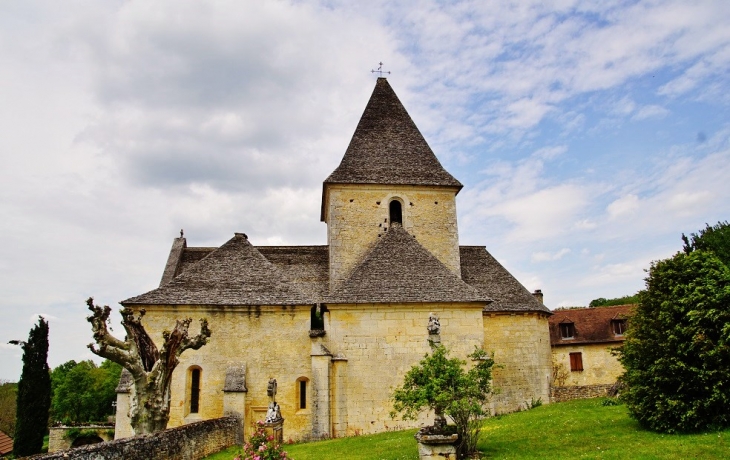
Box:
123 233 312 306
257 246 329 300
549 305 635 346
325 225 490 304
145 238 549 313
460 246 551 314
322 78 462 219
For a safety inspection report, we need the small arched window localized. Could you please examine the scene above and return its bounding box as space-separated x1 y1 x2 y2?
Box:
189 367 201 414
389 200 403 225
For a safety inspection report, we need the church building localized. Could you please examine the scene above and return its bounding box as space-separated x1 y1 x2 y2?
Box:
114 78 553 440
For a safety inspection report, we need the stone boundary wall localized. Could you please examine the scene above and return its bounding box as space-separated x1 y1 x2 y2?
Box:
48 425 114 452
551 384 614 402
29 416 242 460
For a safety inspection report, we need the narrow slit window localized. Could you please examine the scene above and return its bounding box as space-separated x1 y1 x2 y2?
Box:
389 200 402 225
299 379 307 409
311 305 325 330
190 368 201 413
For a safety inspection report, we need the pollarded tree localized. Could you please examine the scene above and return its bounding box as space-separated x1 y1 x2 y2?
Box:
10 317 52 457
619 250 730 432
86 298 211 434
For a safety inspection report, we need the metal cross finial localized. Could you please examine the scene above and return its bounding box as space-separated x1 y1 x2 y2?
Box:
371 62 391 77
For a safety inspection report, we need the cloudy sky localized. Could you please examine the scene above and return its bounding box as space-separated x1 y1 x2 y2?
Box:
1 0 729 380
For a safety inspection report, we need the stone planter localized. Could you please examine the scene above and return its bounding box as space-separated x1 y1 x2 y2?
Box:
415 429 459 460
263 419 284 444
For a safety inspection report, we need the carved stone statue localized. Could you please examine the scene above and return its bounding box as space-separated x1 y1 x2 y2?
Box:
427 313 441 335
265 401 283 423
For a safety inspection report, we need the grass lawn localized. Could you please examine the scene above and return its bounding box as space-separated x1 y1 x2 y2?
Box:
205 399 730 459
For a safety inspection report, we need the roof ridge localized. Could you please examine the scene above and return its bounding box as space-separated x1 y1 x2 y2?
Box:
123 233 313 306
325 224 489 304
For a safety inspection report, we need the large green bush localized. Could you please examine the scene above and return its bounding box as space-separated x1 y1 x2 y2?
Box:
620 249 730 432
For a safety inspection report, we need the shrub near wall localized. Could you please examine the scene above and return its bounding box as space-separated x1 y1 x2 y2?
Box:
28 417 242 460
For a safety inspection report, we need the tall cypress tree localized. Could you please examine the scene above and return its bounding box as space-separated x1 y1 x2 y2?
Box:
10 317 51 456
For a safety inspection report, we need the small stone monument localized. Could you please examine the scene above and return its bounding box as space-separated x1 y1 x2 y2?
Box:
263 378 284 443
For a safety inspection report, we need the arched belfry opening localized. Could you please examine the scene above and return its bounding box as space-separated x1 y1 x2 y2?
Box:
389 200 403 225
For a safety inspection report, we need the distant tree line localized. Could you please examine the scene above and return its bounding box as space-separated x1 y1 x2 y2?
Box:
0 381 17 437
588 294 639 307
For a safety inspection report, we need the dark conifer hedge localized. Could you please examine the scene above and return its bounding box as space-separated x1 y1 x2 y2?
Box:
12 317 52 456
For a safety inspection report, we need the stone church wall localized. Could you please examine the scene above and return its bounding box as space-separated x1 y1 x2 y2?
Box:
483 312 552 413
126 304 315 441
324 302 485 436
325 184 461 287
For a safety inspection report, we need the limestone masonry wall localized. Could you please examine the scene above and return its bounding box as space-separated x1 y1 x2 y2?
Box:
326 185 461 287
552 342 624 387
325 303 486 436
126 304 314 441
31 417 240 460
483 312 552 413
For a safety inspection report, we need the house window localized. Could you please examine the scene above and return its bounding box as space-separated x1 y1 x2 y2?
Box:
569 352 583 372
190 367 201 413
389 200 403 225
612 319 627 336
296 377 309 410
559 322 575 339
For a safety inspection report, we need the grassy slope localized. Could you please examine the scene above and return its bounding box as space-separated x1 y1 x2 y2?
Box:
206 399 730 459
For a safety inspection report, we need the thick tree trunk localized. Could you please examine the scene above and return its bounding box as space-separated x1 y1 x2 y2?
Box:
85 298 211 435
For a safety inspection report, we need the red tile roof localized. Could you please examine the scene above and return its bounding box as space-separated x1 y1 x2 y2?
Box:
0 430 13 455
548 304 635 346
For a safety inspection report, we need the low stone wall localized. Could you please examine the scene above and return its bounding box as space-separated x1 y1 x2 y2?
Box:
30 416 242 460
551 384 614 402
48 425 114 452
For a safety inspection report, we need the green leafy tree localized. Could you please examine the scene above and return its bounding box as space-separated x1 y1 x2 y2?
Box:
0 381 18 437
51 360 122 424
589 294 639 307
619 250 730 432
683 221 730 266
391 345 495 459
10 317 52 456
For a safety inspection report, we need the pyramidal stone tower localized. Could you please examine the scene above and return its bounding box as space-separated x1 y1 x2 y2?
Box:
114 78 552 441
323 78 463 288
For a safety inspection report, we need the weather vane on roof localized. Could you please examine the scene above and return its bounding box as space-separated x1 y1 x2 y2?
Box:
371 62 391 77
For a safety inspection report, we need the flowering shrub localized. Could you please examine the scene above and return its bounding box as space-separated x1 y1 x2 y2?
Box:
235 421 289 460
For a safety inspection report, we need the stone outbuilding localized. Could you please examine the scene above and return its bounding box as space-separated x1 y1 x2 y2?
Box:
549 304 634 401
115 78 553 440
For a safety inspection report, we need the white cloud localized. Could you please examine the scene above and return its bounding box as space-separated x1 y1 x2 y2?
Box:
607 194 640 219
532 248 571 263
632 104 670 120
